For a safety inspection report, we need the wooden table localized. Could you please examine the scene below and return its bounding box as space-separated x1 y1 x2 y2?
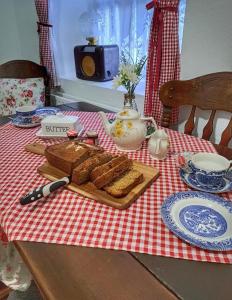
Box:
2 102 232 300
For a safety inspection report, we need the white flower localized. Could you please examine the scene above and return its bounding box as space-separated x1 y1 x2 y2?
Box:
119 64 138 83
120 64 134 76
127 70 138 84
112 49 146 93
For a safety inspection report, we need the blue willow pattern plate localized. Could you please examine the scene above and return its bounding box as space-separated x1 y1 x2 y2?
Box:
180 168 232 194
36 107 60 117
161 191 232 251
11 118 41 128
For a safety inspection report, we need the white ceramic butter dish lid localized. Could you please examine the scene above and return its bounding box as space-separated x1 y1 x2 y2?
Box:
41 114 79 124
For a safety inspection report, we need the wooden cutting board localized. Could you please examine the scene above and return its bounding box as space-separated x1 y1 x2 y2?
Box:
26 143 159 209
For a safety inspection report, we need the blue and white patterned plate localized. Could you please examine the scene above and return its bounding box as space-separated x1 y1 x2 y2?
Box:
11 118 41 128
180 168 232 193
36 107 60 117
161 191 232 251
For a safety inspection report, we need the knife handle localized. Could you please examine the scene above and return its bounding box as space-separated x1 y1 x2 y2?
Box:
20 177 70 205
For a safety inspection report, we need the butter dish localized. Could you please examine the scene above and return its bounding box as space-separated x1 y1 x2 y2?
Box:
36 113 84 138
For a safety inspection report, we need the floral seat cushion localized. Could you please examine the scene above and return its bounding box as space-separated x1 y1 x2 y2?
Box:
0 78 45 116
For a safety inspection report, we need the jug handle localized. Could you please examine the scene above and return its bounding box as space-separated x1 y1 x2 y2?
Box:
140 117 157 130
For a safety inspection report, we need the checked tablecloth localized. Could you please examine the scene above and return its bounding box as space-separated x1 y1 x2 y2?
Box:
1 111 232 264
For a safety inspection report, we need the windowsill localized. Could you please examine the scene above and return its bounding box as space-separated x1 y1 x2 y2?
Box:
59 76 146 96
53 76 146 114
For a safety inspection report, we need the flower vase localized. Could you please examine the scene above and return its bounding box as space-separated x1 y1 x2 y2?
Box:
123 93 138 111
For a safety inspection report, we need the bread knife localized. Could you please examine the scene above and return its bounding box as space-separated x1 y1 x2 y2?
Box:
20 176 71 205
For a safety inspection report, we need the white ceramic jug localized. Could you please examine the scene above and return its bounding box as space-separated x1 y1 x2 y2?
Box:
148 129 169 160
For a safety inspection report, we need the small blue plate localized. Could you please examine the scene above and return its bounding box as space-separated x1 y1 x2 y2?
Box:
161 191 232 251
36 107 60 117
180 169 232 194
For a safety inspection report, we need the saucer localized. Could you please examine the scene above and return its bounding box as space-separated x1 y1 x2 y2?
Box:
161 191 232 251
180 168 232 193
11 117 41 128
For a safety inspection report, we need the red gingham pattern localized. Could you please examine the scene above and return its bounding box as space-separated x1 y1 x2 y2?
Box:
1 111 232 264
144 0 180 124
35 0 58 88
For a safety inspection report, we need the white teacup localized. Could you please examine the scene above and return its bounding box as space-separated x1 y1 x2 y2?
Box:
188 152 232 187
16 105 37 117
15 105 38 124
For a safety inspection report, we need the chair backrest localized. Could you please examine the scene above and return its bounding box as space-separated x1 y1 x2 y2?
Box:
160 72 232 146
0 60 50 106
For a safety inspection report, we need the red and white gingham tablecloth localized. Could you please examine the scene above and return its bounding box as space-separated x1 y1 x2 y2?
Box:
1 111 232 264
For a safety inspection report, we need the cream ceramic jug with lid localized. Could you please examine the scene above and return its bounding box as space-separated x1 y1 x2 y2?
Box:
148 129 169 160
99 109 157 151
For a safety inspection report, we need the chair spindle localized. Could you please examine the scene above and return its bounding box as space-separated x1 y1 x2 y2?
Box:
220 117 232 146
184 105 196 135
202 110 216 141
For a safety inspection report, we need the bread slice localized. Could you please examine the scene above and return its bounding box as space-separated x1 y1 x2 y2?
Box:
72 152 113 185
104 169 144 197
45 141 103 175
92 158 133 189
90 156 128 182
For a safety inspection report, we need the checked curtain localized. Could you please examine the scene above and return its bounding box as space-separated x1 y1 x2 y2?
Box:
35 0 58 88
144 0 180 124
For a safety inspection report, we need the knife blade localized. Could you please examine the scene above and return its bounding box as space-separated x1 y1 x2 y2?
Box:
20 176 71 205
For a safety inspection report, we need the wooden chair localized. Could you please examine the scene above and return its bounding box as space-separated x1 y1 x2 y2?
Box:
0 60 50 106
0 281 11 300
0 59 50 295
160 72 232 158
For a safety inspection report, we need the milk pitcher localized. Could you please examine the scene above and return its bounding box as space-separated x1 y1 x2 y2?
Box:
148 129 169 160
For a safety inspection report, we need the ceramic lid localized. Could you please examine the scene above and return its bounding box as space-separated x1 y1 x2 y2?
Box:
41 114 79 124
116 109 140 120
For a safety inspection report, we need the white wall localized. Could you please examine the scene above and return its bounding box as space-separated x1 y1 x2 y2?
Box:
179 0 232 144
181 0 232 79
0 0 39 64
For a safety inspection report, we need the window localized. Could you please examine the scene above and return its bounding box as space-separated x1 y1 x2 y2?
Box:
50 0 186 81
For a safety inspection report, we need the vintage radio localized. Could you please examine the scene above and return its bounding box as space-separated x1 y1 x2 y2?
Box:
74 44 119 82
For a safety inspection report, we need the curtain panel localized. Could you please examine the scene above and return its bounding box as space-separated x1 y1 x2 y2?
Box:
35 0 58 88
144 0 180 124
